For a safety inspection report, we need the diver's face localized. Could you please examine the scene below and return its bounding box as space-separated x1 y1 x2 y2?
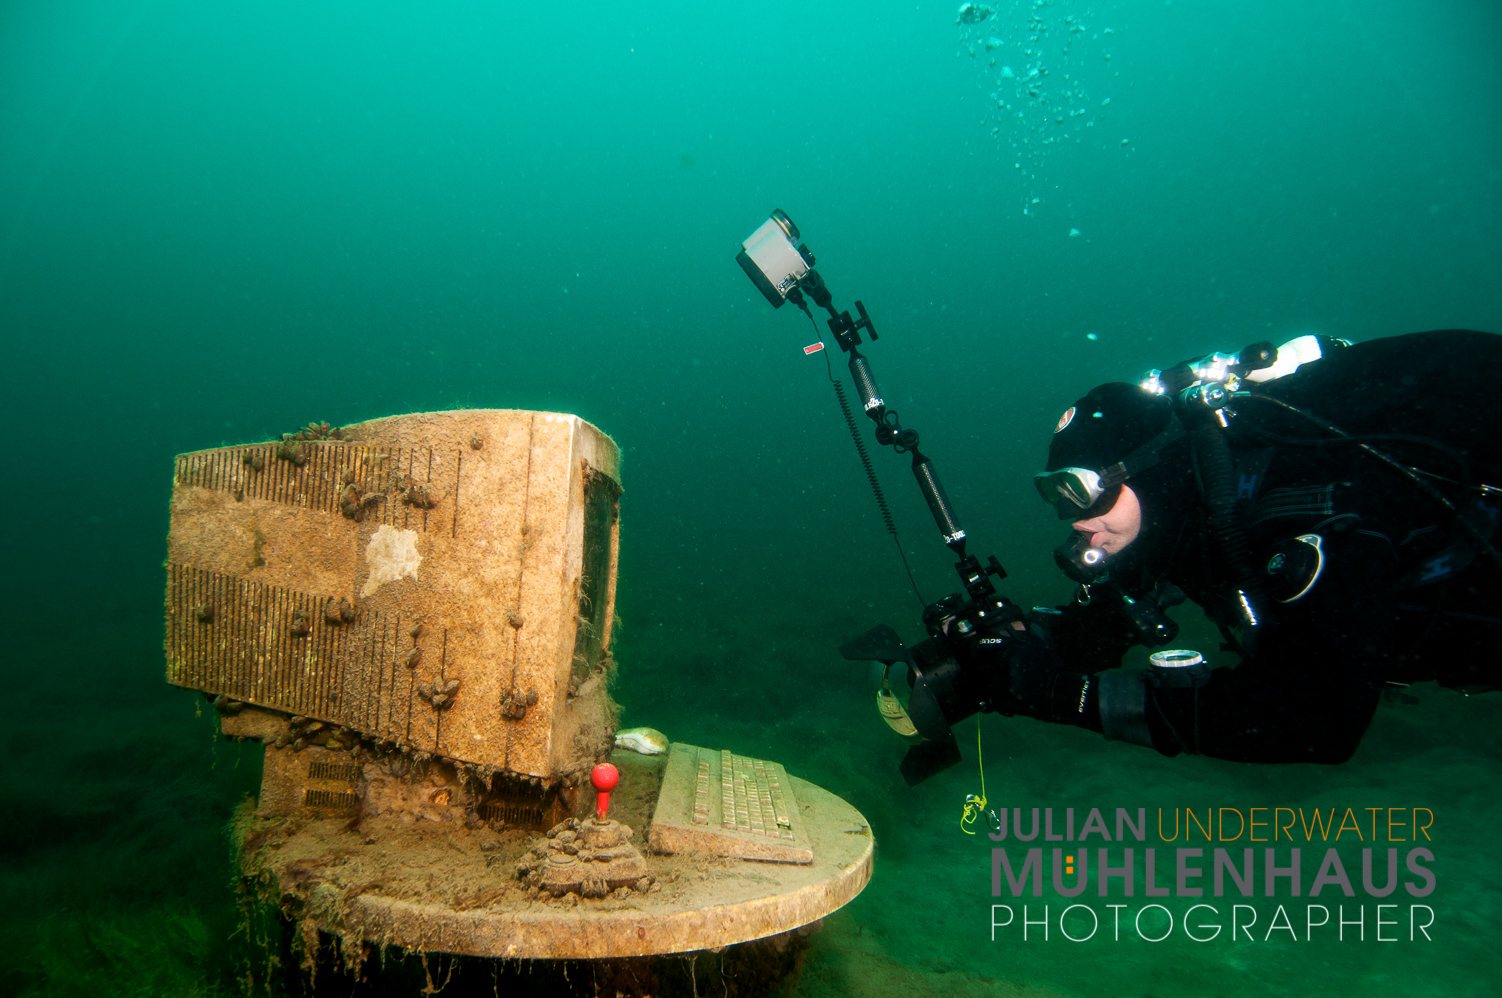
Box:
1072 484 1142 555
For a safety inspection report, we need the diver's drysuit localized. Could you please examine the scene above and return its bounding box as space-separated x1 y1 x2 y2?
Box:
1000 329 1502 764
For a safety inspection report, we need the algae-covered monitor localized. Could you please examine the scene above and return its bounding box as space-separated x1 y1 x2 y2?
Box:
164 410 873 962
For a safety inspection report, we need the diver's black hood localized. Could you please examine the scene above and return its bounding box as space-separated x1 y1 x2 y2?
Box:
1045 382 1174 473
1044 383 1200 587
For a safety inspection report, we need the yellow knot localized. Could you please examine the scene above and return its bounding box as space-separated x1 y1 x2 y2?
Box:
960 723 988 835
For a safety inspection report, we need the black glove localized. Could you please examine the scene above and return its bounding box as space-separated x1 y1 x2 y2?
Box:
995 626 1103 732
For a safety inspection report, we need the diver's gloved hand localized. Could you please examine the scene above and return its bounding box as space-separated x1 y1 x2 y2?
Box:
997 627 1102 731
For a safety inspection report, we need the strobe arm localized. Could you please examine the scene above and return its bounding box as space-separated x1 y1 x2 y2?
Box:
796 272 1007 601
914 446 1007 603
912 449 965 550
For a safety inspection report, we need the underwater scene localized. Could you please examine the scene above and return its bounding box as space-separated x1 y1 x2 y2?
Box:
3 0 1501 995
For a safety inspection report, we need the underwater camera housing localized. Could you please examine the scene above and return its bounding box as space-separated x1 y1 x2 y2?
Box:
840 602 1022 787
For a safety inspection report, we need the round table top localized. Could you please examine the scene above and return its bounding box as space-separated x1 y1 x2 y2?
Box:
239 765 873 959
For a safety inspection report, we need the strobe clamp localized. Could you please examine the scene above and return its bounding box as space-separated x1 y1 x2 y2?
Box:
957 553 1007 603
829 299 878 352
787 269 878 353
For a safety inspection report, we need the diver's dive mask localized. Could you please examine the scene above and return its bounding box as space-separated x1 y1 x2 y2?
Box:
1034 419 1187 521
1034 466 1126 520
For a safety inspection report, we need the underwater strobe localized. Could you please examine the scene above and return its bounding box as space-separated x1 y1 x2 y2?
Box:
736 210 1024 786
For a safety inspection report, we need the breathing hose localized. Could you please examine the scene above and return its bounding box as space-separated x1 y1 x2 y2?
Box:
1186 410 1267 641
1243 393 1502 575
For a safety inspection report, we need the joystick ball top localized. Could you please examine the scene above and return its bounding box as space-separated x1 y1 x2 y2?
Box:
591 763 619 791
591 763 619 820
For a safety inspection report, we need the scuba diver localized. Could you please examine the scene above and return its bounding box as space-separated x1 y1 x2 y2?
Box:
732 211 1499 773
997 328 1502 764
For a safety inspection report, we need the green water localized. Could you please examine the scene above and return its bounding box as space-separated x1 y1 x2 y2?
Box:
2 0 1499 994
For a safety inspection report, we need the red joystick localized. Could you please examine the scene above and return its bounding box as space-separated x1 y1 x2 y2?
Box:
591 763 619 820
